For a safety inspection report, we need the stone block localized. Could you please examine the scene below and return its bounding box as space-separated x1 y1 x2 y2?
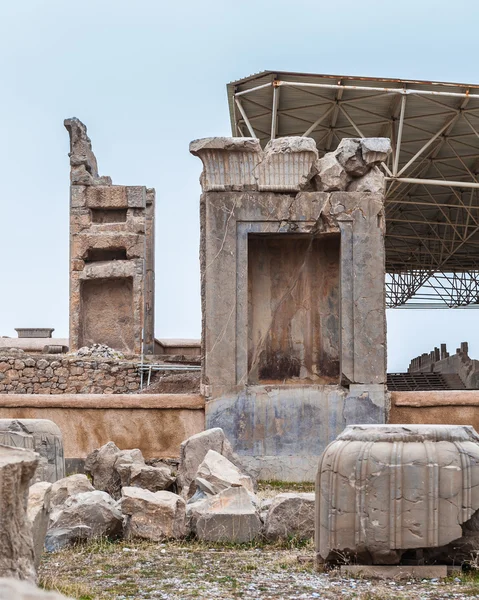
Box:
28 481 52 569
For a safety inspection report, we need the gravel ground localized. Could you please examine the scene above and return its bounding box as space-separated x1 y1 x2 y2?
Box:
39 539 479 600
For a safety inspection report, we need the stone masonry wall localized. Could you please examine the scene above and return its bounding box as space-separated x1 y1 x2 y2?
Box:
0 354 141 394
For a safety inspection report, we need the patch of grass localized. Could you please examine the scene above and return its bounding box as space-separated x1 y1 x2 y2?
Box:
39 575 95 599
258 480 315 493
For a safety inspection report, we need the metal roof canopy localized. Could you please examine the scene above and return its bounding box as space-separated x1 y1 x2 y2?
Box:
227 71 479 308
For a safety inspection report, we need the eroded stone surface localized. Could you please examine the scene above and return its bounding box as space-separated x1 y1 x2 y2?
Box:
316 424 479 565
196 450 254 495
28 482 52 569
195 486 261 543
0 419 64 483
264 493 315 540
0 445 38 581
121 487 186 541
0 578 72 599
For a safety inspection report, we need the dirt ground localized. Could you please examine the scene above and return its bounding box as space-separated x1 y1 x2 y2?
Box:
39 538 479 600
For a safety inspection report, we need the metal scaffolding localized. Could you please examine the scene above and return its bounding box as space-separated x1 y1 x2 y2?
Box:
227 71 479 308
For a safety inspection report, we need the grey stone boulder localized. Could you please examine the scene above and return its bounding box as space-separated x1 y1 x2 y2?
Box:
121 487 186 541
117 463 174 493
0 445 38 582
28 481 52 569
264 493 315 540
0 578 73 599
45 526 91 552
85 442 144 499
315 153 350 191
49 474 94 514
177 428 246 499
334 138 368 177
360 137 392 166
49 490 122 545
347 166 385 194
195 486 262 543
196 450 254 496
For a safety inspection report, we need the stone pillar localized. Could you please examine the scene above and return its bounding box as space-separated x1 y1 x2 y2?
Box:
65 118 155 355
190 135 391 481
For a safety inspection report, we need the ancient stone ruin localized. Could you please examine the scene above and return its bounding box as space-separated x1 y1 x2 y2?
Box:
190 136 391 481
65 118 155 355
316 424 479 566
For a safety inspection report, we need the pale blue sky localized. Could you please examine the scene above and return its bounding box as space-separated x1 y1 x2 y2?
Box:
1 0 478 371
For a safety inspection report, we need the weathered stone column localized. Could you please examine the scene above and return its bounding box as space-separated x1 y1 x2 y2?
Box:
65 118 155 355
190 136 390 481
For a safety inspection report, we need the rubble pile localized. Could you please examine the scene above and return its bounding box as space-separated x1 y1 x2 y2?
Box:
74 343 125 359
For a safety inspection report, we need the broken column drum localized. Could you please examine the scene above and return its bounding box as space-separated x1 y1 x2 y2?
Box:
190 136 391 481
65 118 155 355
316 424 479 565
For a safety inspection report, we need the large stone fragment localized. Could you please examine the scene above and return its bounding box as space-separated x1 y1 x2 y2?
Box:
316 424 479 565
0 419 64 483
196 450 254 495
177 428 241 499
347 165 385 194
117 463 175 493
49 490 122 547
334 138 368 176
360 137 392 166
64 117 100 185
28 482 52 569
44 526 91 552
195 486 261 543
0 445 38 581
0 578 72 599
121 487 186 541
49 474 94 513
264 493 315 540
315 153 349 191
85 442 144 499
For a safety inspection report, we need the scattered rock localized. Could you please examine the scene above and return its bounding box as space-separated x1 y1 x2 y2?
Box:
75 344 124 359
0 445 38 581
28 481 52 569
177 428 244 499
121 487 186 541
49 490 122 545
195 486 262 543
264 493 315 540
0 578 72 599
196 450 254 496
50 474 94 514
118 463 175 493
45 526 91 552
85 441 124 498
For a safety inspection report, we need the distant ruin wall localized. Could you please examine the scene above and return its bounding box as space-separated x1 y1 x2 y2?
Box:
0 354 142 394
408 342 479 389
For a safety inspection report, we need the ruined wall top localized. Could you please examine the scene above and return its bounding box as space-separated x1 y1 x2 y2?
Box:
190 135 391 194
64 117 112 186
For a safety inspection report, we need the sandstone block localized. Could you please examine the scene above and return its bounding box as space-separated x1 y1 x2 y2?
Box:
117 463 174 493
28 482 52 569
347 165 385 194
334 138 368 176
264 493 315 540
121 487 186 541
315 153 350 191
195 487 261 543
49 474 94 514
360 137 392 165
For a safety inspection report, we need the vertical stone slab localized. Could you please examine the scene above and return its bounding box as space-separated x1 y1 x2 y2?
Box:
0 445 38 581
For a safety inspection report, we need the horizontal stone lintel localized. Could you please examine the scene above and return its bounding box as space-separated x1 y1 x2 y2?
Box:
0 394 204 410
393 390 479 407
